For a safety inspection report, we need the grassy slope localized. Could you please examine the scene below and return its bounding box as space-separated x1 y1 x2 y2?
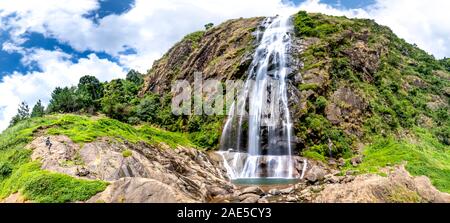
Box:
294 11 450 193
343 128 450 193
0 114 197 202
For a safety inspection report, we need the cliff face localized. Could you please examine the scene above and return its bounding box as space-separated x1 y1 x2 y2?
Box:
140 17 263 95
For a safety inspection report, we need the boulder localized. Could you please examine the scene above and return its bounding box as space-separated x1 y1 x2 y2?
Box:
305 165 326 183
240 186 264 196
87 177 195 203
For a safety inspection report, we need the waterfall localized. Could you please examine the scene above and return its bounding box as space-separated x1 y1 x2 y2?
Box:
219 15 298 180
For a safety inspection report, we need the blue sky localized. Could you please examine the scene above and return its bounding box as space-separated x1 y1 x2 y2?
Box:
0 0 133 77
0 0 378 79
0 0 449 131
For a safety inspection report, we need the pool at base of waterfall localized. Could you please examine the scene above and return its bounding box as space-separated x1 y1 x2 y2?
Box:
231 178 300 185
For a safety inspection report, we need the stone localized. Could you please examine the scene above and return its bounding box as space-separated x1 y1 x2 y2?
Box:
268 189 281 195
286 196 298 202
239 193 261 203
257 198 269 203
328 158 337 166
279 187 295 194
26 135 234 203
240 186 264 196
326 176 340 184
207 186 230 197
87 177 195 203
313 165 450 203
337 158 346 167
351 155 363 167
305 165 326 183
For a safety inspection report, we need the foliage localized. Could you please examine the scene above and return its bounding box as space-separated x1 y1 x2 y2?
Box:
0 162 106 203
9 102 30 127
47 87 80 113
0 116 107 202
136 94 160 123
204 23 214 30
122 150 132 158
77 75 104 113
101 79 140 122
126 69 144 86
31 100 45 118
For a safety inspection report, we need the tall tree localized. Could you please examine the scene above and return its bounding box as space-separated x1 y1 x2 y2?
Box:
31 100 45 118
77 75 103 113
47 87 80 113
126 70 144 86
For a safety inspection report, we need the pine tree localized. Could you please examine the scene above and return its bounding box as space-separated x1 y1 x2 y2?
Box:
9 102 30 127
31 100 45 118
17 102 30 119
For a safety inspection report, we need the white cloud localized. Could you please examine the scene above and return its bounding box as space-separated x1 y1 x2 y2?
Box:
0 49 125 131
1 0 450 131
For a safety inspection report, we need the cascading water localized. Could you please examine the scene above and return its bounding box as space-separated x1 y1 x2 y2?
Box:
219 15 303 182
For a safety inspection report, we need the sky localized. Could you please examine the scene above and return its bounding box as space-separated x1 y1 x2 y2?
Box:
0 0 449 131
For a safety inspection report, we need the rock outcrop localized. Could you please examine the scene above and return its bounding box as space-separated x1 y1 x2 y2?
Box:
313 166 450 203
27 136 234 203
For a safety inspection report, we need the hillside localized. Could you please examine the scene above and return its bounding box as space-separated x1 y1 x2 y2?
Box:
139 12 450 192
0 11 449 203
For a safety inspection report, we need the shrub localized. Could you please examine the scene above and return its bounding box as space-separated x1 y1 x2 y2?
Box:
122 150 132 158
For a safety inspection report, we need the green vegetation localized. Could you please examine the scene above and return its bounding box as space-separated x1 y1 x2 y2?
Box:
9 102 30 127
0 117 107 202
0 114 200 202
293 11 449 193
31 100 45 118
183 31 205 48
122 150 132 158
0 162 106 203
343 128 450 193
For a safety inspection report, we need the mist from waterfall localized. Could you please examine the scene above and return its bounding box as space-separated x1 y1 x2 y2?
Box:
219 15 298 180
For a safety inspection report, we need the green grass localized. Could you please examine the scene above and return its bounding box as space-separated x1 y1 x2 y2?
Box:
45 114 196 148
344 128 450 193
0 114 198 202
0 162 106 203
